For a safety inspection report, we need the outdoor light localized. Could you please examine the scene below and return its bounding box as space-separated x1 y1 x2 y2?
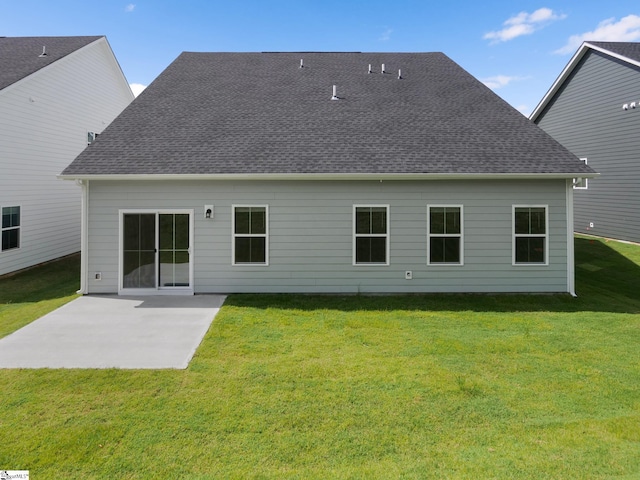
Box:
204 205 213 219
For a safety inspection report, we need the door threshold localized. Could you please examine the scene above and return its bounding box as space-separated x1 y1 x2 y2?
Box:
119 289 194 296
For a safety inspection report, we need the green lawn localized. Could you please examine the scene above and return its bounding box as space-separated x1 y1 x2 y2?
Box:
0 254 80 338
1 237 639 479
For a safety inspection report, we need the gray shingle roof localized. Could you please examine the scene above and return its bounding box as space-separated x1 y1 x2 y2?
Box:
588 41 640 64
62 52 593 177
0 36 103 91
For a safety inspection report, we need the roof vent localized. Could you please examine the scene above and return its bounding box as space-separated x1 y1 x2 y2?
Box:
398 69 402 79
39 46 47 57
300 59 304 68
381 63 386 74
368 64 372 74
331 85 339 100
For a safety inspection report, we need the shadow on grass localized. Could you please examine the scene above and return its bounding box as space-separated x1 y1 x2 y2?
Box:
2 238 638 315
225 238 640 315
0 254 80 304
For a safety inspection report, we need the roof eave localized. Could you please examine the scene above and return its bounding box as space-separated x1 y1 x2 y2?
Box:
59 172 599 182
530 41 640 122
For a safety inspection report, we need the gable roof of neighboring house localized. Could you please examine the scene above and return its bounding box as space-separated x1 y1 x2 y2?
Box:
530 41 640 122
0 36 104 91
62 51 595 180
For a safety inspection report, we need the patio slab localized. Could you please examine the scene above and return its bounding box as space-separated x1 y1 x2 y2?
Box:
0 294 226 369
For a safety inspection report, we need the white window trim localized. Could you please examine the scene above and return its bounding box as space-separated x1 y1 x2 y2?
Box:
232 204 269 266
512 205 549 266
87 131 100 145
573 158 589 190
1 204 21 252
353 204 390 266
427 204 464 266
118 209 194 295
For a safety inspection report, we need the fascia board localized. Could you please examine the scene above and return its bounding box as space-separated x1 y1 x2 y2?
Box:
99 37 136 101
530 42 640 121
530 43 591 122
586 42 640 69
58 172 600 182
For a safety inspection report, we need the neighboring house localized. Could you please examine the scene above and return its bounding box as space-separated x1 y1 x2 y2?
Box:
0 36 134 276
531 41 640 243
60 52 595 295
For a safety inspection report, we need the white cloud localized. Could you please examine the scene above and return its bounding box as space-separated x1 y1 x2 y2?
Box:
481 75 526 90
129 83 146 97
379 28 393 42
125 4 135 13
484 8 566 43
554 14 640 54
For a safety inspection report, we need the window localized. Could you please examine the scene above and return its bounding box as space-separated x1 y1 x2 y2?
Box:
87 131 99 145
573 158 588 189
428 205 463 265
354 205 389 265
233 205 268 265
513 206 547 265
1 206 20 251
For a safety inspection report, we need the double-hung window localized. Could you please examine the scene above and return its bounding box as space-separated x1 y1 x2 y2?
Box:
428 205 463 265
1 206 20 251
513 206 548 265
233 205 268 265
354 205 389 265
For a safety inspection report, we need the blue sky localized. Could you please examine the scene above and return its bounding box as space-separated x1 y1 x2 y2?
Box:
2 1 639 115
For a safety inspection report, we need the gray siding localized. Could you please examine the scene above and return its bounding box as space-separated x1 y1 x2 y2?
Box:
536 50 640 243
86 179 570 294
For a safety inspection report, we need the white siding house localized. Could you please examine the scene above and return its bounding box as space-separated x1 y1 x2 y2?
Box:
61 52 596 295
0 36 133 276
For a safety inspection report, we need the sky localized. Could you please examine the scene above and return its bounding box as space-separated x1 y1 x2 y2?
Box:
2 1 640 115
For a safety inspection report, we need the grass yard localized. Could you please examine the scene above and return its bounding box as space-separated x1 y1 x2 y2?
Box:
0 254 80 338
1 237 639 478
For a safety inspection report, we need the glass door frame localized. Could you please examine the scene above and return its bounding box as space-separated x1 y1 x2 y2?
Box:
118 209 194 295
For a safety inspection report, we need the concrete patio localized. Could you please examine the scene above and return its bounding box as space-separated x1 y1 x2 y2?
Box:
0 294 226 369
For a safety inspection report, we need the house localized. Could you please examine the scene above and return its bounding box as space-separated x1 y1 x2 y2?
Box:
60 52 595 295
531 41 640 243
0 36 134 276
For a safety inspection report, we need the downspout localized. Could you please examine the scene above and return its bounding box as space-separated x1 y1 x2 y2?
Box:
76 179 89 294
566 179 576 297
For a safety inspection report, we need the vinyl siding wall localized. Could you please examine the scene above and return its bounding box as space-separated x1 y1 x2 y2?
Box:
536 50 640 243
0 39 133 275
85 179 570 294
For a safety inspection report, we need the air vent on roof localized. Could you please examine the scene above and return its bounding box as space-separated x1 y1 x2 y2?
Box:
381 63 386 74
300 59 304 68
39 46 47 57
368 64 372 74
331 85 339 100
398 69 402 79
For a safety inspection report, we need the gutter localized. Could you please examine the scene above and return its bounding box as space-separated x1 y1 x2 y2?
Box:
58 172 599 182
566 179 577 297
76 179 89 295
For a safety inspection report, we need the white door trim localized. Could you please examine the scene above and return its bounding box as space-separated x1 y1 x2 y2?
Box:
118 209 194 296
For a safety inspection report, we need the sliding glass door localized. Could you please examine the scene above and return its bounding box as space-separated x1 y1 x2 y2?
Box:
158 213 190 287
123 213 157 289
121 211 193 294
